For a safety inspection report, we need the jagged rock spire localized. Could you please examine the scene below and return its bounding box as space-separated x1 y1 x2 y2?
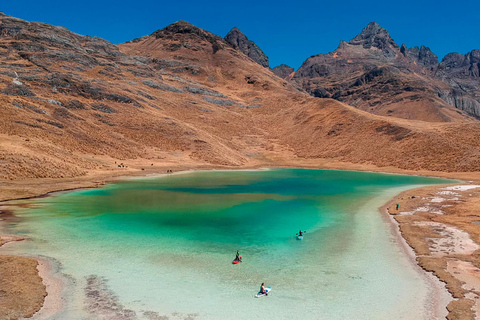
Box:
349 22 398 50
224 27 269 68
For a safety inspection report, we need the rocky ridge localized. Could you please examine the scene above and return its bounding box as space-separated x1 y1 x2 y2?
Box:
400 44 438 68
224 27 269 67
271 64 294 80
435 50 480 117
272 22 480 121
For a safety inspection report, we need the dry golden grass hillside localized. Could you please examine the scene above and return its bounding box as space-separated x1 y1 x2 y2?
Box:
1 15 480 184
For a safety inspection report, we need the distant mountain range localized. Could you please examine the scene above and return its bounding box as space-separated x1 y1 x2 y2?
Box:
1 12 480 182
292 23 480 121
228 22 480 121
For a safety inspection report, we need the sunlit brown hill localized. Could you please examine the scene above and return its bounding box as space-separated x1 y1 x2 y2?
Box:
1 13 480 183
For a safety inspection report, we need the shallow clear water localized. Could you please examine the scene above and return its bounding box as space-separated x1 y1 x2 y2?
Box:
5 169 453 319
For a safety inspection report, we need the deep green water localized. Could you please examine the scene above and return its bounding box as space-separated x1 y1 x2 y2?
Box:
5 169 453 319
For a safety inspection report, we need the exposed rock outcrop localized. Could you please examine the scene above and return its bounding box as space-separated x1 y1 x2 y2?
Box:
400 44 438 68
348 22 398 56
287 21 480 121
438 90 480 118
272 64 294 79
224 27 269 67
152 21 223 45
437 50 480 79
434 50 480 118
132 20 226 54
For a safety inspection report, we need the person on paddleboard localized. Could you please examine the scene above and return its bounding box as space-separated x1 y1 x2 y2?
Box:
235 250 242 261
260 283 267 295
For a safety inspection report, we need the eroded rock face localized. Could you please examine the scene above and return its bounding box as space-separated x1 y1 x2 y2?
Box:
401 44 438 68
434 50 480 118
135 20 227 54
224 27 269 67
272 64 294 79
152 20 223 45
437 50 480 79
0 14 124 67
438 88 480 118
348 22 398 55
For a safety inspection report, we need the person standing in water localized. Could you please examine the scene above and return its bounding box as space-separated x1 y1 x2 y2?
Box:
298 230 303 236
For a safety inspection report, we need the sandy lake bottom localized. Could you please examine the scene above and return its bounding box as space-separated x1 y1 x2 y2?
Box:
3 169 455 319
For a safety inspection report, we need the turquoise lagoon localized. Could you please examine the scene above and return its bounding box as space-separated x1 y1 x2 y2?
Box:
4 169 454 319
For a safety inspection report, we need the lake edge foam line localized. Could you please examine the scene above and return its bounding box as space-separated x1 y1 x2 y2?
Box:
0 168 462 318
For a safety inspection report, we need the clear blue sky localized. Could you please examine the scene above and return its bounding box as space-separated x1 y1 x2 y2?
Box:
2 0 479 69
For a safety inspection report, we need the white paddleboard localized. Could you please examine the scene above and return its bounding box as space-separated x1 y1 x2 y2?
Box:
255 287 271 298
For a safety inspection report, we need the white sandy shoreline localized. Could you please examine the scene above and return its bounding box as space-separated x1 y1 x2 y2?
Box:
380 198 452 319
32 257 66 320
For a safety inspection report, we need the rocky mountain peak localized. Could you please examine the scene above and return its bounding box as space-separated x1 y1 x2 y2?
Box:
224 27 269 67
439 50 480 79
440 52 470 73
349 22 398 50
401 44 438 67
468 50 480 63
228 27 242 35
272 64 294 79
161 20 201 34
418 45 438 66
151 20 223 44
224 27 246 49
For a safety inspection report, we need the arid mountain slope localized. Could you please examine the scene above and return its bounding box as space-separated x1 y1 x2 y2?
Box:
273 22 480 122
0 16 255 179
1 14 480 183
